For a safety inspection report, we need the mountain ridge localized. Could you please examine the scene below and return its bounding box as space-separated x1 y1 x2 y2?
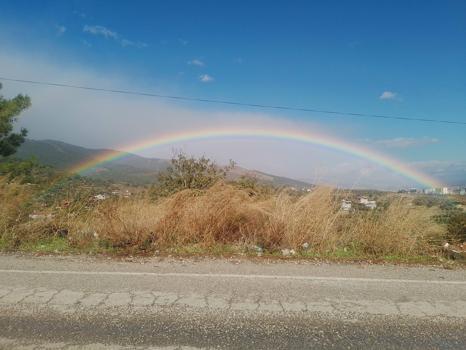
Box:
15 139 311 187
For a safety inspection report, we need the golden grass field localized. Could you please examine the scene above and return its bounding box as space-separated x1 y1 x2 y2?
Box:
1 176 450 261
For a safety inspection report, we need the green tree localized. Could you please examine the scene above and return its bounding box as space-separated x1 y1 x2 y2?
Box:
152 152 234 197
0 83 31 157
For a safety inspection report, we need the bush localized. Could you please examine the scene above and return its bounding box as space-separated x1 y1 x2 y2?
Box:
412 195 454 208
151 152 234 197
0 158 55 184
233 175 276 197
446 211 466 243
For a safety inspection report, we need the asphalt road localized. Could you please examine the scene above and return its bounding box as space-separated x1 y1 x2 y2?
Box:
0 254 465 349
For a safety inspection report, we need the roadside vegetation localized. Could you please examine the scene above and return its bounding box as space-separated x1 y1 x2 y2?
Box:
1 153 464 264
0 85 464 264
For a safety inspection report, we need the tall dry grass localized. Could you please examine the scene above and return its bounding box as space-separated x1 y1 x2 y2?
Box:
340 198 443 255
87 182 444 256
0 178 36 245
0 177 99 248
1 177 446 257
263 187 341 250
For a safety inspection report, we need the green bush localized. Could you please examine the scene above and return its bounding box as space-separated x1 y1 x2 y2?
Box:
151 152 234 197
446 211 466 242
0 158 55 184
412 195 454 208
233 175 277 198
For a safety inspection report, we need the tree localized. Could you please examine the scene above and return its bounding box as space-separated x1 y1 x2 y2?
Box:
0 83 31 157
153 152 235 197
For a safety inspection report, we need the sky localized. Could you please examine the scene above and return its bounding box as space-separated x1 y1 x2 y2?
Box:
0 0 465 189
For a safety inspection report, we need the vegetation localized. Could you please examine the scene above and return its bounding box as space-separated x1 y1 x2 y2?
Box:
445 211 466 242
151 152 234 197
0 83 31 157
1 152 462 265
413 195 466 243
0 158 55 184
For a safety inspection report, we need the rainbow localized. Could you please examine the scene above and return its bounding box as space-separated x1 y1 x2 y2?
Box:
69 127 442 188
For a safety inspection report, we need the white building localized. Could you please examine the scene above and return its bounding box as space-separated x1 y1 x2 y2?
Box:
359 196 377 209
341 200 352 211
359 197 369 205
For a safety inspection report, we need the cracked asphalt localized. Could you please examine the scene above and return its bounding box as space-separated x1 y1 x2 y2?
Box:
0 254 465 349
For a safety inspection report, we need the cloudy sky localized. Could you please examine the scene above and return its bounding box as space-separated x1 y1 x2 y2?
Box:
0 0 465 189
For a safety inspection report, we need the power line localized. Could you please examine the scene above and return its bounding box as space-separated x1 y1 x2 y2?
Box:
0 76 464 125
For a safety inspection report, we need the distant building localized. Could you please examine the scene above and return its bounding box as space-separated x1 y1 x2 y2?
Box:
341 200 352 211
358 196 377 209
442 187 450 195
423 188 444 195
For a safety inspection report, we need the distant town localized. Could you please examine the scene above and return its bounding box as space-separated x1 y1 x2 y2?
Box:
398 186 466 195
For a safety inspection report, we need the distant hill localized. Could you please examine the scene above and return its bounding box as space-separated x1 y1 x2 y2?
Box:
15 139 168 184
15 139 311 188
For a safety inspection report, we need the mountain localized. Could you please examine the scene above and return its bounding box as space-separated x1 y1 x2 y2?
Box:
15 139 311 188
15 139 168 184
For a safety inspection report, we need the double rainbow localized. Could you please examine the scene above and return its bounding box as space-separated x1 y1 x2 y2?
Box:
69 127 442 188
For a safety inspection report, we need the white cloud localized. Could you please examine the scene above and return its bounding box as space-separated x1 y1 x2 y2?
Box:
55 25 66 36
199 74 214 83
83 25 118 39
121 39 148 48
372 137 439 148
379 91 398 100
83 25 147 48
188 59 205 67
81 39 92 47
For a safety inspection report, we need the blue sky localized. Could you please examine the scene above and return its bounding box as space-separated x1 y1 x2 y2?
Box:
0 0 465 188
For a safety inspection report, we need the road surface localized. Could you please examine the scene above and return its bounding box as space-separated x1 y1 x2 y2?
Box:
0 254 465 349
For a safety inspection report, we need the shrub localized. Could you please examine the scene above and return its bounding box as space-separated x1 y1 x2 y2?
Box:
151 152 234 197
0 158 55 184
446 211 466 243
233 175 276 197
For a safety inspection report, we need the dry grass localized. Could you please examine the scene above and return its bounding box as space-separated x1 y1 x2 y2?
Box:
263 187 341 250
340 199 443 255
0 178 447 258
0 178 35 244
87 182 445 256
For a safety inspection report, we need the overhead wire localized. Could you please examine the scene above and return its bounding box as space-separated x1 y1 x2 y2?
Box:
0 76 464 125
